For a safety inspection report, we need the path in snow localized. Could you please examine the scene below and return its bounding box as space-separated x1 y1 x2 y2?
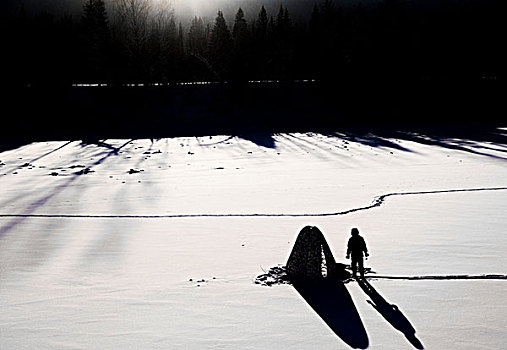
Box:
1 186 505 218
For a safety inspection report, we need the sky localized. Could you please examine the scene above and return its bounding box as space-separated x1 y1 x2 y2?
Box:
1 0 465 23
2 0 374 20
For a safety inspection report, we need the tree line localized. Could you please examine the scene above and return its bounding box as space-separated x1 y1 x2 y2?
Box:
4 0 503 86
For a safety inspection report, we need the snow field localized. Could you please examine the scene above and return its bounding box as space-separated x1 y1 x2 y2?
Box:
1 132 506 349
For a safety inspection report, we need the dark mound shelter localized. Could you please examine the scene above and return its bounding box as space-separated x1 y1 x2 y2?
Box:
286 226 367 348
287 225 348 280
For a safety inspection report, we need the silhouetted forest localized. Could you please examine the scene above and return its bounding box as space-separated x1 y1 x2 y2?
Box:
1 0 504 146
3 0 504 86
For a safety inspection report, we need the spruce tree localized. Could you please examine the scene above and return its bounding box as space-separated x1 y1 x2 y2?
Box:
83 0 108 35
307 4 321 78
208 10 233 80
272 6 292 80
82 0 110 81
309 4 320 38
160 14 178 82
232 8 249 82
232 8 248 43
257 6 268 41
254 6 269 79
188 16 207 56
177 22 185 56
283 8 292 32
276 5 284 34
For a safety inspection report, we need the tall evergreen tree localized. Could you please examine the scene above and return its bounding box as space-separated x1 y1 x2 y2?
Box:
309 4 320 36
208 10 233 80
168 22 185 82
166 15 178 49
232 8 248 43
159 12 178 82
276 5 285 35
178 22 185 55
188 16 207 56
271 6 292 79
273 5 292 43
83 0 109 33
82 0 110 81
231 8 250 82
256 6 268 41
306 4 321 78
283 8 292 32
253 6 270 79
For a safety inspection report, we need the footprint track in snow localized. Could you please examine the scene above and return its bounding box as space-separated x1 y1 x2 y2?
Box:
0 186 506 219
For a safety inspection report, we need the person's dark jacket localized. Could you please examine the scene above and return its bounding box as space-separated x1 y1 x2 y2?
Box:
347 235 368 258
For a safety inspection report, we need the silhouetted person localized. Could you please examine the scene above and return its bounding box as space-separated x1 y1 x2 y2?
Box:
346 228 369 278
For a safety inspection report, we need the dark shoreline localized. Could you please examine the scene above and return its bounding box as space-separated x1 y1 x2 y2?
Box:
2 79 504 150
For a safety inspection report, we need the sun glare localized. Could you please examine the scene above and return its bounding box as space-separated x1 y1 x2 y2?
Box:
170 0 200 15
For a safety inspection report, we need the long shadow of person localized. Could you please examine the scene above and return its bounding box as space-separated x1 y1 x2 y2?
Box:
287 226 369 349
357 278 424 349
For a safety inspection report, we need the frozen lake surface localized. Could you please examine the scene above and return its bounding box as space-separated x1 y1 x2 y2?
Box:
1 132 506 349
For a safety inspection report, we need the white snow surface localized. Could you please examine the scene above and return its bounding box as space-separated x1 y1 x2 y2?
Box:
1 132 506 349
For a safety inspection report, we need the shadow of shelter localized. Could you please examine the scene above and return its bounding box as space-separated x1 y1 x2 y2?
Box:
287 226 368 349
293 279 369 349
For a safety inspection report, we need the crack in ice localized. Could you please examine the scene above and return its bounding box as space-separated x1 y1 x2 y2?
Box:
0 186 505 219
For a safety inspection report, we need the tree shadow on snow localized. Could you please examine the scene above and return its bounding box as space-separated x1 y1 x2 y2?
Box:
326 125 507 160
293 278 369 349
0 140 133 238
235 131 276 148
358 278 424 349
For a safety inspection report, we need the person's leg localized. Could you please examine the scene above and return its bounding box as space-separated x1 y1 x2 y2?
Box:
359 257 364 278
351 258 358 277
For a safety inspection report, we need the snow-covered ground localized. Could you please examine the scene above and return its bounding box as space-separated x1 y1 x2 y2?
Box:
1 132 506 349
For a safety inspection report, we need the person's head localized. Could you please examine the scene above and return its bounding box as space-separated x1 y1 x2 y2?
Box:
351 228 359 236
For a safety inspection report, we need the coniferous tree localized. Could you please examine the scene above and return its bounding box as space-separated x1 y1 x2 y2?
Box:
158 11 178 82
272 6 292 79
309 4 320 37
265 16 276 77
283 8 292 33
11 0 500 85
232 8 248 43
208 10 233 80
83 0 109 36
170 22 185 81
253 6 269 79
166 15 178 53
232 8 249 55
231 8 250 82
82 0 110 81
276 5 284 30
178 22 185 55
307 4 321 78
267 16 275 37
256 6 268 41
188 16 207 56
